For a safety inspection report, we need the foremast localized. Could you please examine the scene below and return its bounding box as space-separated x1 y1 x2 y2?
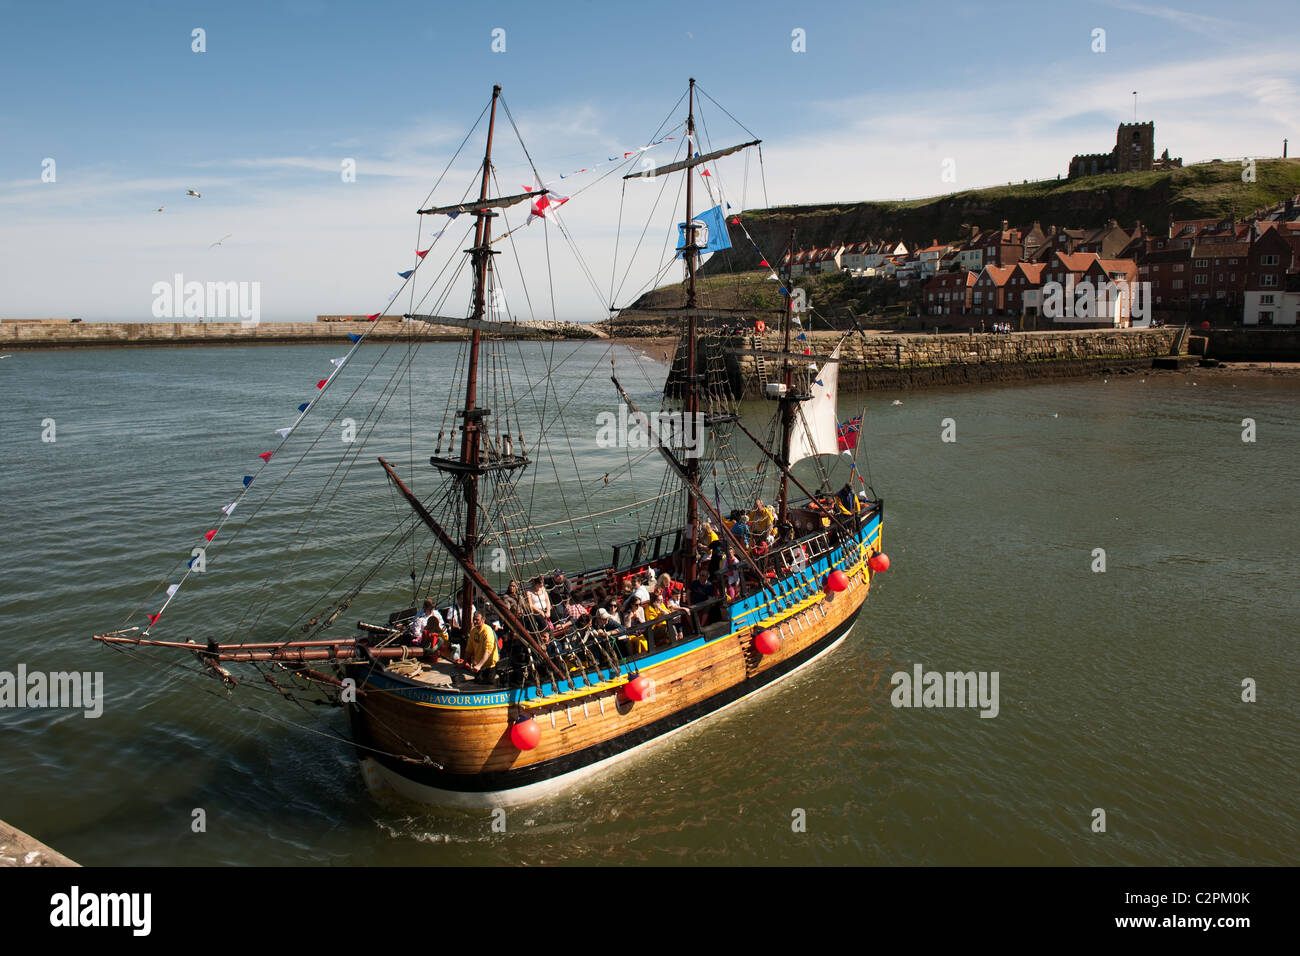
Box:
682 77 701 582
777 225 798 529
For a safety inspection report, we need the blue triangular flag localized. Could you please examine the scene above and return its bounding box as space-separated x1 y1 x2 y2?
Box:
815 379 824 386
243 475 254 487
797 333 807 341
298 402 309 413
448 211 461 220
779 287 789 295
348 333 362 343
398 270 413 279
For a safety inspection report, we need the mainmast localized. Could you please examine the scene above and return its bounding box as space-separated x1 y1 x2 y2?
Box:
457 84 501 631
777 224 797 528
682 77 700 581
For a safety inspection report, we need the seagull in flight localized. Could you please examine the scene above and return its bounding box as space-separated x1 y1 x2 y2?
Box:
186 189 202 198
153 205 165 212
209 234 232 249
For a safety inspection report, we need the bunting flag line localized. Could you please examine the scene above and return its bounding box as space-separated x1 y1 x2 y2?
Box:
297 403 309 412
366 313 380 321
347 333 362 344
242 475 254 487
275 427 292 438
222 502 238 516
415 248 430 258
259 451 273 461
316 379 328 389
166 584 179 598
397 270 413 279
204 529 217 541
330 356 347 367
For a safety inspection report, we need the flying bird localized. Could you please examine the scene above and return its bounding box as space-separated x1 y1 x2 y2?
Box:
153 205 165 212
186 189 201 198
209 234 232 249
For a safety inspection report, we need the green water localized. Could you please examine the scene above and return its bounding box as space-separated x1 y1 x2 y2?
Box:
1 344 1296 865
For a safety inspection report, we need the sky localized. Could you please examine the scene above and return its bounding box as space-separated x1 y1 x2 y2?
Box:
1 0 1297 322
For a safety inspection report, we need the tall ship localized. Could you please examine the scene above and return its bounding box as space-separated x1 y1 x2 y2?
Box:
94 80 888 806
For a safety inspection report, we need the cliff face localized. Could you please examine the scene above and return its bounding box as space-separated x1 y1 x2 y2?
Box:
704 159 1300 274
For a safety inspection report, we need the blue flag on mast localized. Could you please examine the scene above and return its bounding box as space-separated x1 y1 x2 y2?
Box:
676 205 732 258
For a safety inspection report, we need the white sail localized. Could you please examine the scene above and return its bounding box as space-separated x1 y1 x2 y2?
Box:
787 343 841 466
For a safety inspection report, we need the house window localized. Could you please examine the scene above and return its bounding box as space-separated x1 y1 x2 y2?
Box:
1173 264 1184 272
1195 259 1208 267
1262 275 1278 287
1218 273 1224 281
1261 255 1280 266
1157 240 1165 249
1172 279 1183 289
1195 275 1208 285
1260 295 1274 305
1229 258 1238 265
1258 311 1274 325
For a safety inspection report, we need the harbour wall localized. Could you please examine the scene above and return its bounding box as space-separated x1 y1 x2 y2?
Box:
0 318 601 350
1201 327 1300 362
728 327 1182 397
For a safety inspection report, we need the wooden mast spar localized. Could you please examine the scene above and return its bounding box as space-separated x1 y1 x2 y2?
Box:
682 77 700 583
456 83 501 637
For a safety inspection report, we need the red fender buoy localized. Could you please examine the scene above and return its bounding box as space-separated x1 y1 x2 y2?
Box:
624 676 652 701
868 552 890 573
510 717 541 751
825 570 849 593
755 629 780 655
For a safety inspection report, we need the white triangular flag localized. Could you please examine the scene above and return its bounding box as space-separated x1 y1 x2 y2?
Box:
330 356 346 367
276 427 292 439
792 316 802 325
222 501 238 516
767 272 779 280
166 584 179 598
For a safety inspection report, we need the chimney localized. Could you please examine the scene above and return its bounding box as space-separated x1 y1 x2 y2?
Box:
1168 212 1175 238
970 224 979 239
1133 220 1143 237
1001 219 1008 231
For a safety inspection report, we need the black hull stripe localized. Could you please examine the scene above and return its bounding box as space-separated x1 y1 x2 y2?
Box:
355 603 864 794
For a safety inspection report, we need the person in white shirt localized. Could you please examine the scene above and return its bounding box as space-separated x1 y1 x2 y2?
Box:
411 598 444 646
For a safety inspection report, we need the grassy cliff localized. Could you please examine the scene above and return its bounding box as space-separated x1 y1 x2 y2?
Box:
701 158 1300 275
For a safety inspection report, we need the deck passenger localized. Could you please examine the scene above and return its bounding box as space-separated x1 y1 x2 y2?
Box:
464 612 499 683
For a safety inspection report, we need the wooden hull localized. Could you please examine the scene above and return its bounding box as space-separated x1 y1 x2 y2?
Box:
346 515 882 806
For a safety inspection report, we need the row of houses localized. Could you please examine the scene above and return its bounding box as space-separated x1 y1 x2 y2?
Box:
780 195 1300 326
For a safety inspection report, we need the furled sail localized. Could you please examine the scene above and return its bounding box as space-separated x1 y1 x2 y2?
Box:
787 343 841 466
417 190 542 216
621 140 760 179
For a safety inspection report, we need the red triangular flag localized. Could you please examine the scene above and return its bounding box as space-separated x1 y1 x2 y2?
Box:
204 529 217 541
258 451 272 462
731 217 740 224
316 379 328 389
146 613 161 625
415 248 429 258
760 259 769 267
701 169 711 177
366 313 380 321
